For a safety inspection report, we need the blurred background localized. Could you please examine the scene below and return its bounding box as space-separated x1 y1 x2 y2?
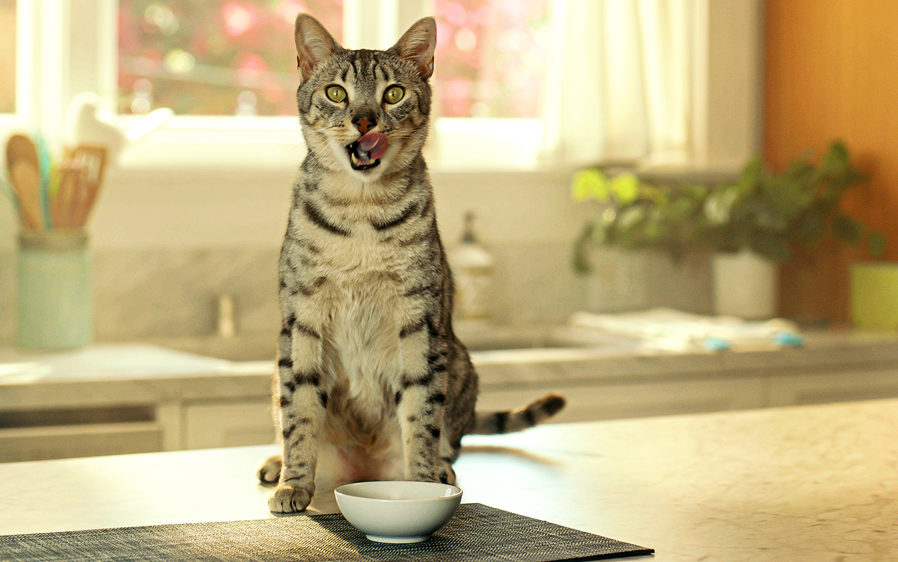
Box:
1 0 897 462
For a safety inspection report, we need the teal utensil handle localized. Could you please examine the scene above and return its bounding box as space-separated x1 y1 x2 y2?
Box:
35 133 53 228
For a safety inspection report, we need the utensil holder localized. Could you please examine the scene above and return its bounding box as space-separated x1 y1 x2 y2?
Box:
17 230 93 349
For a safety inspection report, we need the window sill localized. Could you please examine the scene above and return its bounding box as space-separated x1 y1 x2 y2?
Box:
113 116 742 182
115 116 555 174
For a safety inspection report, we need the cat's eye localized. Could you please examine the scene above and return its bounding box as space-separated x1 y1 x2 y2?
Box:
325 85 347 103
383 85 405 104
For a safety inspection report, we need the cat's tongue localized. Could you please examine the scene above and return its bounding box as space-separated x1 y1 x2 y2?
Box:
358 132 388 160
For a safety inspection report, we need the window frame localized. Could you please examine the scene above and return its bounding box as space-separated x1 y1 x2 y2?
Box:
0 0 34 132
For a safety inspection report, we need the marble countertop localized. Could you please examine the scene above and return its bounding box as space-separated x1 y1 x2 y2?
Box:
2 398 897 560
2 330 898 412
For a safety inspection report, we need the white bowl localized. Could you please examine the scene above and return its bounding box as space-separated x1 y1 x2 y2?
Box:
334 481 463 543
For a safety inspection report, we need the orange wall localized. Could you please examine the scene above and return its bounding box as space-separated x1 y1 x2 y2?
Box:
764 0 898 324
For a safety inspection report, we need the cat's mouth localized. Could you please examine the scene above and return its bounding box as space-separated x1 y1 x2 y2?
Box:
345 132 389 171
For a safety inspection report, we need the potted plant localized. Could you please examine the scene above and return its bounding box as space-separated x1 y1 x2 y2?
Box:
571 141 885 318
571 169 714 312
703 140 884 318
572 169 711 271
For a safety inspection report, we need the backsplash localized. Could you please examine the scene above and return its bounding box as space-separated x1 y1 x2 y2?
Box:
0 243 714 347
91 248 281 340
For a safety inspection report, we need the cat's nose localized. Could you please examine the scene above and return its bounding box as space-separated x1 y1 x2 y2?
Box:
352 115 377 134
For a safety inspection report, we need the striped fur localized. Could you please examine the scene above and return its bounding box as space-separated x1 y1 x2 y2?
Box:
261 14 564 513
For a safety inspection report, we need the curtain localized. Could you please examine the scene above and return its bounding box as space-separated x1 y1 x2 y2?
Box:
543 0 694 166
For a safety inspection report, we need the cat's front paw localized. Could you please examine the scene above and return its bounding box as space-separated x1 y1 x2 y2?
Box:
268 485 313 513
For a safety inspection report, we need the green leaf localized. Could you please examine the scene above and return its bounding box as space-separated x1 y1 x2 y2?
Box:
821 141 849 172
753 200 789 232
868 231 887 257
609 173 640 204
572 223 594 274
642 208 665 242
750 232 791 262
832 214 861 244
571 169 609 202
704 186 739 225
739 158 764 187
763 175 813 222
792 211 824 245
616 206 646 232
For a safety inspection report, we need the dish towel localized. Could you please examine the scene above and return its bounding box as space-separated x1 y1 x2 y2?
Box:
570 307 803 351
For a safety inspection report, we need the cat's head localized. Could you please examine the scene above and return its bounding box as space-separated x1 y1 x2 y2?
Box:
294 14 436 181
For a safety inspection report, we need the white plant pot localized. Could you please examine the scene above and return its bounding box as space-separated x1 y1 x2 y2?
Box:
585 248 712 313
712 249 777 319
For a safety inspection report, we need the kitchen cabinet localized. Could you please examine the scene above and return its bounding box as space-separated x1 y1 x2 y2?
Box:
0 422 162 463
768 368 898 406
477 376 767 423
183 399 274 449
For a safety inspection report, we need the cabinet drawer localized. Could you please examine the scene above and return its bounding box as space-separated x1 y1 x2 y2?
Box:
0 422 162 462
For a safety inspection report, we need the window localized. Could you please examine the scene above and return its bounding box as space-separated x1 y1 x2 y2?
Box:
433 0 549 118
0 0 16 114
118 0 343 117
116 0 547 122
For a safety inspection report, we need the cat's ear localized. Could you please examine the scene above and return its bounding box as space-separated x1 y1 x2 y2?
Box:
294 14 342 81
390 17 437 80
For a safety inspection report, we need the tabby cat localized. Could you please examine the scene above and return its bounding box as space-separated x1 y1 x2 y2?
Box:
257 13 565 513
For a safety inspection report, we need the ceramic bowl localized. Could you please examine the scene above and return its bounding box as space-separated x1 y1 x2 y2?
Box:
334 481 463 543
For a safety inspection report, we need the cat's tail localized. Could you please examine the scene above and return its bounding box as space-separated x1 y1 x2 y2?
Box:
471 393 566 435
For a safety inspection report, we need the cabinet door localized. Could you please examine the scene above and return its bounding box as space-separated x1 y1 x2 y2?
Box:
184 400 275 449
769 369 898 407
478 377 766 423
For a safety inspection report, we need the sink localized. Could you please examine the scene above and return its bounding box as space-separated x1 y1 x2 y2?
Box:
454 323 634 352
146 333 276 362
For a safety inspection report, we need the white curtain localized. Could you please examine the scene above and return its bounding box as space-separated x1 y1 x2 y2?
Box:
543 0 694 166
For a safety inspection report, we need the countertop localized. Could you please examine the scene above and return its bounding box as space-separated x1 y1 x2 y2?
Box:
3 330 898 412
2 398 897 560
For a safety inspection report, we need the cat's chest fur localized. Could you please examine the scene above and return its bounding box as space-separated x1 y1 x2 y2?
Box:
296 174 422 278
284 172 427 412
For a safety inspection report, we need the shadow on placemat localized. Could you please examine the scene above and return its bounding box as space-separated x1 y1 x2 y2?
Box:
0 503 653 561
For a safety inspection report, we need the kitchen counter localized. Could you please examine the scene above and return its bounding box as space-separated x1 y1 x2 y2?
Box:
3 330 898 407
3 330 898 462
2 398 897 560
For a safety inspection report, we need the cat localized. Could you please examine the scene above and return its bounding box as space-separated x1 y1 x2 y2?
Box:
257 13 566 513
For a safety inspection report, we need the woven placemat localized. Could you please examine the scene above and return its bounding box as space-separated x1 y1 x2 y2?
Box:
0 503 653 561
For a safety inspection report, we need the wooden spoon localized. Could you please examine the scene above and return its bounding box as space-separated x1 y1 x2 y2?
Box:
5 134 43 230
70 144 107 228
51 163 81 229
